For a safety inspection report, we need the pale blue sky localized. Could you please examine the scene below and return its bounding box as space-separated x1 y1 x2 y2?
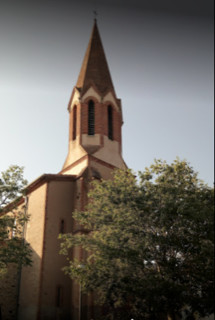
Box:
0 0 214 186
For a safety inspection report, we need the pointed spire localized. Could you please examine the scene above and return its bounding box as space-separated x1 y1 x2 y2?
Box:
76 20 115 96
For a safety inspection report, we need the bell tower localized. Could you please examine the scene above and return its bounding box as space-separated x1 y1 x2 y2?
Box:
62 20 126 177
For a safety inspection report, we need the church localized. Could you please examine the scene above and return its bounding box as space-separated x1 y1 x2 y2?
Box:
0 20 126 320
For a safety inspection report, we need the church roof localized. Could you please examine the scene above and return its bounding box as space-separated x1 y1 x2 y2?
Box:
76 20 115 96
1 174 76 215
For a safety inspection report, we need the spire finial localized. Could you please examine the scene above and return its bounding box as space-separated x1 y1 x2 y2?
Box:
93 10 98 21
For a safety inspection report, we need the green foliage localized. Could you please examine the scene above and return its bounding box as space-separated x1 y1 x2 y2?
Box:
60 159 214 319
0 165 28 211
0 165 31 277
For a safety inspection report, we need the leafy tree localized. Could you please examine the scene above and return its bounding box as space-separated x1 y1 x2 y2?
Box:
60 159 214 320
0 165 31 277
0 165 28 209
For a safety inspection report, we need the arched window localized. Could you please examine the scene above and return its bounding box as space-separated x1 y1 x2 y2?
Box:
108 105 113 140
72 105 77 140
88 100 95 135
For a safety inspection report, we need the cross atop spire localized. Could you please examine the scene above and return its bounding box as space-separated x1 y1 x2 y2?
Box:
93 10 98 21
76 20 115 97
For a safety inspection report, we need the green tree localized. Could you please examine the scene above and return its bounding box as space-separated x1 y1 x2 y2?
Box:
60 159 214 320
0 165 31 277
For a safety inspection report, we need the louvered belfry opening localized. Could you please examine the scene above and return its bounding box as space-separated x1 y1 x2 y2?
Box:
88 100 95 135
108 105 113 140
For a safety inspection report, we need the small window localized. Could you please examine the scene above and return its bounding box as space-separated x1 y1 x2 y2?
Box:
88 100 95 135
108 105 113 140
12 218 17 238
60 219 65 234
56 286 63 307
72 105 77 140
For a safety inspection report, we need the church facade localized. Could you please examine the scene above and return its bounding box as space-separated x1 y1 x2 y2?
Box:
0 20 126 320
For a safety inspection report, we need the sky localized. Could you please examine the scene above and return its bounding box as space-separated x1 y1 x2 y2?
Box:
0 0 214 186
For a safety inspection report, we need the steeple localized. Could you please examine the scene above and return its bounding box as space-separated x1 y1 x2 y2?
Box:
76 20 115 97
62 21 126 176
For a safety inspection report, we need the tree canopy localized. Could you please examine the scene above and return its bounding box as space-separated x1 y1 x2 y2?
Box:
0 165 31 277
60 159 214 320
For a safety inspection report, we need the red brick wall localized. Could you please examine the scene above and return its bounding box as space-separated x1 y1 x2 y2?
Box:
81 102 88 134
78 98 122 145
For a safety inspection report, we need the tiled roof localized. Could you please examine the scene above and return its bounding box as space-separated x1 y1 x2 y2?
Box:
76 20 115 96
